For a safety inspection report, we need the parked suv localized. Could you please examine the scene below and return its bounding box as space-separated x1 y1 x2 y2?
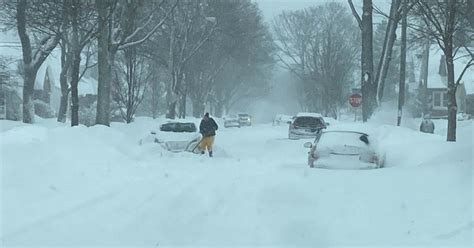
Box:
224 115 241 128
288 112 326 139
238 113 252 126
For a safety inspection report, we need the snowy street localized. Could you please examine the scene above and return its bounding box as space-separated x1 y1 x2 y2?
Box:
1 0 473 246
1 118 472 246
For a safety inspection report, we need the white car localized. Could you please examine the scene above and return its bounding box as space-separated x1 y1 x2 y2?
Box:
273 114 294 126
304 131 384 169
224 115 241 128
140 122 202 153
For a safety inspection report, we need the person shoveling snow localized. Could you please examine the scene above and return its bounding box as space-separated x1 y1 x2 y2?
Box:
197 112 218 157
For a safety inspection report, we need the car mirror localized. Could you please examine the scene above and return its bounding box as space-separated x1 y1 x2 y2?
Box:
287 121 292 125
304 142 312 148
151 131 156 135
325 122 330 126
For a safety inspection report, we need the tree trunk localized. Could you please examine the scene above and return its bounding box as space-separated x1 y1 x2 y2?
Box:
70 53 80 126
96 0 111 126
445 0 457 141
58 41 70 123
361 0 375 122
70 0 80 127
16 0 35 123
192 98 205 118
152 79 158 119
214 102 224 117
167 71 181 119
22 69 36 123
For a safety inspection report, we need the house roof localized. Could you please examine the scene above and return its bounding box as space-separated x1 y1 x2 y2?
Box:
426 46 474 94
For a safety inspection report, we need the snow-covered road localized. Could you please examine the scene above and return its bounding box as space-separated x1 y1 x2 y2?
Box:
1 118 472 246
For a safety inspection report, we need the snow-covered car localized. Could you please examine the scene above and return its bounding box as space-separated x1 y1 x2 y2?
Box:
224 115 241 128
140 122 202 153
288 112 326 139
304 131 384 169
238 113 252 126
273 114 294 126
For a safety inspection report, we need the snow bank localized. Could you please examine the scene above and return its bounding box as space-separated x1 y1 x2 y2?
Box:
1 116 472 246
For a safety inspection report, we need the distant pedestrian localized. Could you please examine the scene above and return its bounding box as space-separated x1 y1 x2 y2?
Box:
420 114 435 134
199 112 218 157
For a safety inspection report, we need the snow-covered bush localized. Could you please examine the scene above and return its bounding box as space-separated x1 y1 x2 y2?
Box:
79 102 97 127
34 100 56 118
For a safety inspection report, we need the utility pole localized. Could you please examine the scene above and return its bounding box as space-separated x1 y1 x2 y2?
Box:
397 0 407 126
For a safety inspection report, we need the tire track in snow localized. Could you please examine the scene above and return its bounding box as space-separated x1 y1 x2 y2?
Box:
1 188 123 242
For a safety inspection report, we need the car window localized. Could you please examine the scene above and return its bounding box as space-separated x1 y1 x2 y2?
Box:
293 117 324 127
317 132 370 150
160 123 196 133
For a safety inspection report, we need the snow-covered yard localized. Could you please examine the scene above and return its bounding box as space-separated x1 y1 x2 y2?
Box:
1 116 472 246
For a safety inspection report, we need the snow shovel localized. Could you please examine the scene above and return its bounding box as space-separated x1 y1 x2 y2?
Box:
190 136 204 154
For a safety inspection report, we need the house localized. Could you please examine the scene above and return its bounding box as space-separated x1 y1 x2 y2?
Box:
422 46 474 118
0 34 98 120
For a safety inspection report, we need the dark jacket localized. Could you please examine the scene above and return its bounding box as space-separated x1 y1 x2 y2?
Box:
200 118 218 137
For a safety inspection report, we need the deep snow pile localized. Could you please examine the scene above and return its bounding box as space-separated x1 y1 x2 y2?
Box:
1 116 472 246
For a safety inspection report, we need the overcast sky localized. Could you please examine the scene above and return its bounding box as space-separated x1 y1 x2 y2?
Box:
254 0 391 24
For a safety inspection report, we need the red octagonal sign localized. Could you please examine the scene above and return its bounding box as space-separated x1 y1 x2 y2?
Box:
349 93 362 108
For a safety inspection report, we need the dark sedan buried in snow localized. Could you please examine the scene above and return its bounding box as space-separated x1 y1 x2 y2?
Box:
304 131 384 169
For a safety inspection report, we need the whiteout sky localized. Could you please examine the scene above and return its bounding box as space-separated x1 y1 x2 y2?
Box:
254 0 391 24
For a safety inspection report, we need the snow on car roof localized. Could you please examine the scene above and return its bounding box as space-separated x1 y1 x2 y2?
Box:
296 112 323 118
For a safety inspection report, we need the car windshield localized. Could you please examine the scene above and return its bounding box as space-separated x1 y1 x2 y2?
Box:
239 114 249 118
293 117 324 127
160 123 197 133
317 132 370 154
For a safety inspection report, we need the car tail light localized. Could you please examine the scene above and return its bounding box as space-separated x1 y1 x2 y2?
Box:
368 155 378 163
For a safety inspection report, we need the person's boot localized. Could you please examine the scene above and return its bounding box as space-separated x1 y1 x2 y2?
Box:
209 151 213 157
201 150 205 155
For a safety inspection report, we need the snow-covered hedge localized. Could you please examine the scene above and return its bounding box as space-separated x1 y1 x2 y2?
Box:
33 100 56 118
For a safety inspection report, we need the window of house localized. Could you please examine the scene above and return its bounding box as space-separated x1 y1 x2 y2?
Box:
433 91 448 108
433 92 441 107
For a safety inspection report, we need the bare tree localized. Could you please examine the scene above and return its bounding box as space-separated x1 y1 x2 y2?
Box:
95 0 175 126
161 0 217 119
15 0 61 123
113 47 151 123
414 0 473 141
274 3 358 117
185 0 273 117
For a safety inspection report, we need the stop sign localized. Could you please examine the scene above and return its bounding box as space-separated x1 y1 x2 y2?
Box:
349 93 362 107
